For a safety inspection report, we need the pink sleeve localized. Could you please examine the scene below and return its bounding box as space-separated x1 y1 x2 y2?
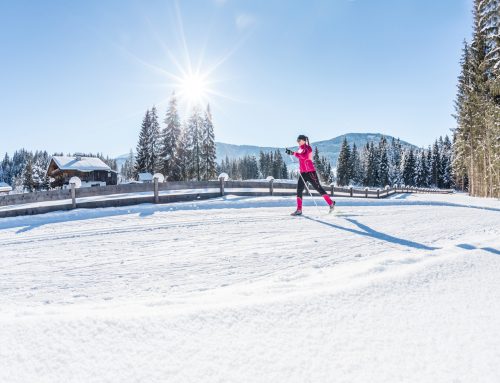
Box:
294 146 311 159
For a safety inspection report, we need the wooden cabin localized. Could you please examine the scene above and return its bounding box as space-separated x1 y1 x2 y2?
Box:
47 156 118 188
0 182 12 195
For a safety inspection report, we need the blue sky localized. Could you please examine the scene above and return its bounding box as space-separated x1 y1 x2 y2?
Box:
0 0 472 157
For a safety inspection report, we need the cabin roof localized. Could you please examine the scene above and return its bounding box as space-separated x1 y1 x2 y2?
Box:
50 156 113 172
0 182 12 192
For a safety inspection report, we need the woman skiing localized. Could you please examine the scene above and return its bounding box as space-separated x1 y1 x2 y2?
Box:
285 135 335 216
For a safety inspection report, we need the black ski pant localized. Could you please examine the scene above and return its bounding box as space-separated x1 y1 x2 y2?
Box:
297 171 327 199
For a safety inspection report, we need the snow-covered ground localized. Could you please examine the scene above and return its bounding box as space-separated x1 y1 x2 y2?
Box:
1 193 499 382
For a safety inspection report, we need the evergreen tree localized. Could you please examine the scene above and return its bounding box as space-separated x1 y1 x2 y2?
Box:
453 0 500 197
365 142 379 187
186 107 204 180
350 143 364 185
378 137 390 187
426 147 433 187
388 138 403 186
272 150 284 179
148 106 162 174
135 110 151 177
431 140 443 187
22 156 35 192
201 104 217 180
416 150 429 187
441 135 453 189
336 138 351 186
160 92 182 180
176 124 191 181
313 146 324 178
402 149 416 186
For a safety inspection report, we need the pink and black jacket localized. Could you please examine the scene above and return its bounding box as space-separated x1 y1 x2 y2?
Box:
294 144 316 173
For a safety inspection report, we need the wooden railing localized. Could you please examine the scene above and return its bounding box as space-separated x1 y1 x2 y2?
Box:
0 179 453 218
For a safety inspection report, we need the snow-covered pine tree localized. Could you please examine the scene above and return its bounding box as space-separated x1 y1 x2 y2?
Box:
0 153 11 184
441 135 454 189
350 143 363 185
426 147 433 187
272 150 284 179
388 138 403 186
281 161 288 179
313 146 325 179
148 106 162 174
32 150 50 190
416 149 429 187
134 110 151 178
176 124 191 181
121 149 135 182
320 156 332 183
378 137 390 187
336 138 351 186
453 0 500 197
201 104 217 181
365 142 379 187
402 149 416 186
431 140 443 187
160 93 182 181
22 156 35 192
186 107 204 180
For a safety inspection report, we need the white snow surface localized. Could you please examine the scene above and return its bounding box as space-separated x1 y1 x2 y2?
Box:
1 193 499 382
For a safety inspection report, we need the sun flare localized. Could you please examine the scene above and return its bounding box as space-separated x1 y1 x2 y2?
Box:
177 71 211 107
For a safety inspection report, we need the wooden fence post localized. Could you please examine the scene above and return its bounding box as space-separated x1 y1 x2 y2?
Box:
269 178 274 196
349 186 353 197
377 189 380 199
154 177 159 204
70 183 76 209
365 188 368 198
330 185 334 197
219 177 225 196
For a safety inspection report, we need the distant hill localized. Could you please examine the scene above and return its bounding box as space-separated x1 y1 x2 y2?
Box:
116 133 417 170
216 133 417 167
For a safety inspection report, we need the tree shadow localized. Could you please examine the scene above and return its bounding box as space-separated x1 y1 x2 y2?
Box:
303 216 439 251
457 243 500 255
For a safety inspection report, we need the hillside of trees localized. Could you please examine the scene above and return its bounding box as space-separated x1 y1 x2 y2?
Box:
335 136 454 189
453 0 499 198
0 150 117 193
128 92 217 182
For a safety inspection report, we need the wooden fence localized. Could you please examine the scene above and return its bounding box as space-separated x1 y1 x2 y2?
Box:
0 178 453 219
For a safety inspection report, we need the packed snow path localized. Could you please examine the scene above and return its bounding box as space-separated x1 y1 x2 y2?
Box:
1 193 499 382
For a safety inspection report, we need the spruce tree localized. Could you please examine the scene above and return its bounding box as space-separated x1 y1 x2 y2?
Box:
161 93 182 180
402 149 416 186
350 143 364 185
378 137 390 187
431 140 442 187
366 142 379 187
22 157 35 192
201 104 217 180
176 124 191 181
135 110 151 177
416 150 429 187
148 106 162 174
336 138 351 186
186 107 204 181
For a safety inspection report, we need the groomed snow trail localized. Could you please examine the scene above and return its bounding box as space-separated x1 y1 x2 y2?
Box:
0 193 499 382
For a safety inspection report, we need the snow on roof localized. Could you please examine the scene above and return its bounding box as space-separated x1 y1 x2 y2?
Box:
51 156 112 172
0 182 12 192
138 172 153 181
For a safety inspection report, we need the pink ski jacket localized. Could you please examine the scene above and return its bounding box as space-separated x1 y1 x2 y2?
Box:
294 144 315 173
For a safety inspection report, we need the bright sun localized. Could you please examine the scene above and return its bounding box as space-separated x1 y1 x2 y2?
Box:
178 72 210 107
